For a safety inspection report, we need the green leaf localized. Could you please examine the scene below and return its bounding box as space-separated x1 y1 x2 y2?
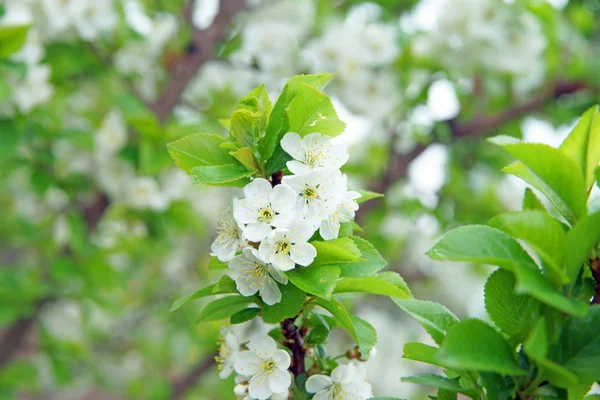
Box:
285 265 340 300
551 306 600 382
498 143 587 223
314 297 377 357
237 84 272 114
190 164 254 186
393 299 459 345
559 106 600 188
489 211 568 284
311 238 364 266
259 73 335 160
197 296 255 322
355 189 384 204
484 269 539 337
230 147 259 171
261 284 305 323
115 94 159 137
334 272 412 299
288 83 346 137
166 133 234 173
170 276 237 312
522 188 546 211
0 25 29 58
401 375 479 398
336 237 387 278
436 319 526 376
230 308 260 324
265 144 292 175
403 342 447 369
523 317 579 388
564 212 600 283
230 109 266 148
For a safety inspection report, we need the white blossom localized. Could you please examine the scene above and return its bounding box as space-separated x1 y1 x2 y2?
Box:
280 132 349 176
258 221 316 271
320 190 361 240
211 207 242 261
125 177 169 211
95 109 127 156
305 361 373 400
234 335 291 400
233 178 297 242
229 248 288 305
216 327 241 379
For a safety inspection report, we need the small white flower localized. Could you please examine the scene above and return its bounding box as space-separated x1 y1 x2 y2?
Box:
126 177 168 211
280 132 349 175
216 327 240 379
211 207 242 262
95 109 127 156
229 248 288 306
320 190 361 240
233 178 297 242
305 361 373 400
282 169 347 228
258 221 316 271
234 335 292 400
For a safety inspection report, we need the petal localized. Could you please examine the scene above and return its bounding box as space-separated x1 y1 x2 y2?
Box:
290 242 316 266
244 178 272 202
328 143 350 169
258 240 273 264
313 391 331 400
211 237 239 261
270 184 297 213
286 160 312 175
234 351 261 376
274 349 291 370
305 375 333 393
243 222 272 242
233 198 259 224
286 220 316 242
268 368 291 394
219 364 233 379
331 364 352 384
268 266 288 284
235 275 260 297
260 278 282 306
248 373 273 400
271 254 295 271
319 216 340 241
280 132 305 160
281 175 304 193
248 335 277 357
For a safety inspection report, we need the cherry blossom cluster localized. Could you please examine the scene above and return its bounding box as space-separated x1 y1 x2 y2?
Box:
210 132 360 306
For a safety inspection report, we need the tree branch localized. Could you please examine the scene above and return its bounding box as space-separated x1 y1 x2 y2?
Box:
281 317 307 377
356 80 591 222
171 355 215 400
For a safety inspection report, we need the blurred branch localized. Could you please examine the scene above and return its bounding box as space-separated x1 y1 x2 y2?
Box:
355 79 592 222
171 354 215 400
150 0 247 123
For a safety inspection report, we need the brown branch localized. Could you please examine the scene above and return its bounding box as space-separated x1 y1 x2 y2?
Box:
355 80 591 222
281 318 307 377
150 0 247 123
171 355 215 400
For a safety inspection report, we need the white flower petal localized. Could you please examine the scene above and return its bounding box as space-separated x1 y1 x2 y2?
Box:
260 278 282 306
305 375 333 393
243 222 272 242
248 335 277 357
280 132 305 160
268 266 288 284
249 372 273 399
274 349 291 370
268 368 291 394
286 220 315 242
286 160 312 175
281 175 304 193
234 351 261 376
331 364 353 384
319 216 340 241
270 184 297 213
244 178 272 202
290 242 316 266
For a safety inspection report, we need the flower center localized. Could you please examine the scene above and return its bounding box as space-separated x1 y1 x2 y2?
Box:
260 360 276 373
217 216 237 239
275 240 291 255
215 337 230 370
257 206 274 223
306 149 323 167
250 263 268 280
303 185 319 201
330 383 345 399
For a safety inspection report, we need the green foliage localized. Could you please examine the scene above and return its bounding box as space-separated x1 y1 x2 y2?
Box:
393 299 459 344
333 272 412 299
401 374 480 398
170 275 237 312
285 264 340 300
196 296 255 322
336 236 388 277
0 25 29 58
287 83 346 137
190 164 254 186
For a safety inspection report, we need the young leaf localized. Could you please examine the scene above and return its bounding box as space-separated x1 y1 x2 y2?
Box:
334 272 412 299
311 238 364 266
285 264 340 300
237 84 273 115
0 25 30 58
313 297 377 357
355 189 384 204
498 143 588 223
522 188 546 211
523 317 579 388
401 374 479 398
170 276 237 312
393 299 459 345
230 109 266 148
484 269 539 337
489 211 569 284
564 212 600 283
197 296 255 322
288 83 346 137
230 147 259 172
559 105 600 189
436 319 526 376
190 164 254 186
230 308 260 325
261 284 306 323
336 237 388 278
166 133 234 173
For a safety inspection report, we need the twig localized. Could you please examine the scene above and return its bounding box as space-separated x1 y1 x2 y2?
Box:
171 355 215 400
591 258 600 304
281 318 307 377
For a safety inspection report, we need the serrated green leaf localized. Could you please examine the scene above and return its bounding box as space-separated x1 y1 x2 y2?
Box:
393 299 459 344
436 319 526 376
403 342 446 368
261 284 305 323
265 144 292 175
190 164 254 186
0 25 29 58
170 276 237 312
288 83 346 137
559 106 600 188
523 188 546 211
311 238 364 267
564 212 600 283
401 375 479 398
230 308 260 324
489 211 568 284
166 133 234 173
334 272 411 299
230 147 259 171
499 143 587 224
336 237 387 277
197 296 255 322
355 189 384 204
313 297 377 357
237 84 272 115
484 269 539 337
230 109 266 148
285 264 340 300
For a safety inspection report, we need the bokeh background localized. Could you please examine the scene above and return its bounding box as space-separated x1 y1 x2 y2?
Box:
1 0 599 398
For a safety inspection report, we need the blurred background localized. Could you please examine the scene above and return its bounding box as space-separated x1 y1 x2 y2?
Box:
0 0 599 398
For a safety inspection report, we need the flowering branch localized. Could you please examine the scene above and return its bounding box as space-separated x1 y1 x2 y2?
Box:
281 317 307 377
